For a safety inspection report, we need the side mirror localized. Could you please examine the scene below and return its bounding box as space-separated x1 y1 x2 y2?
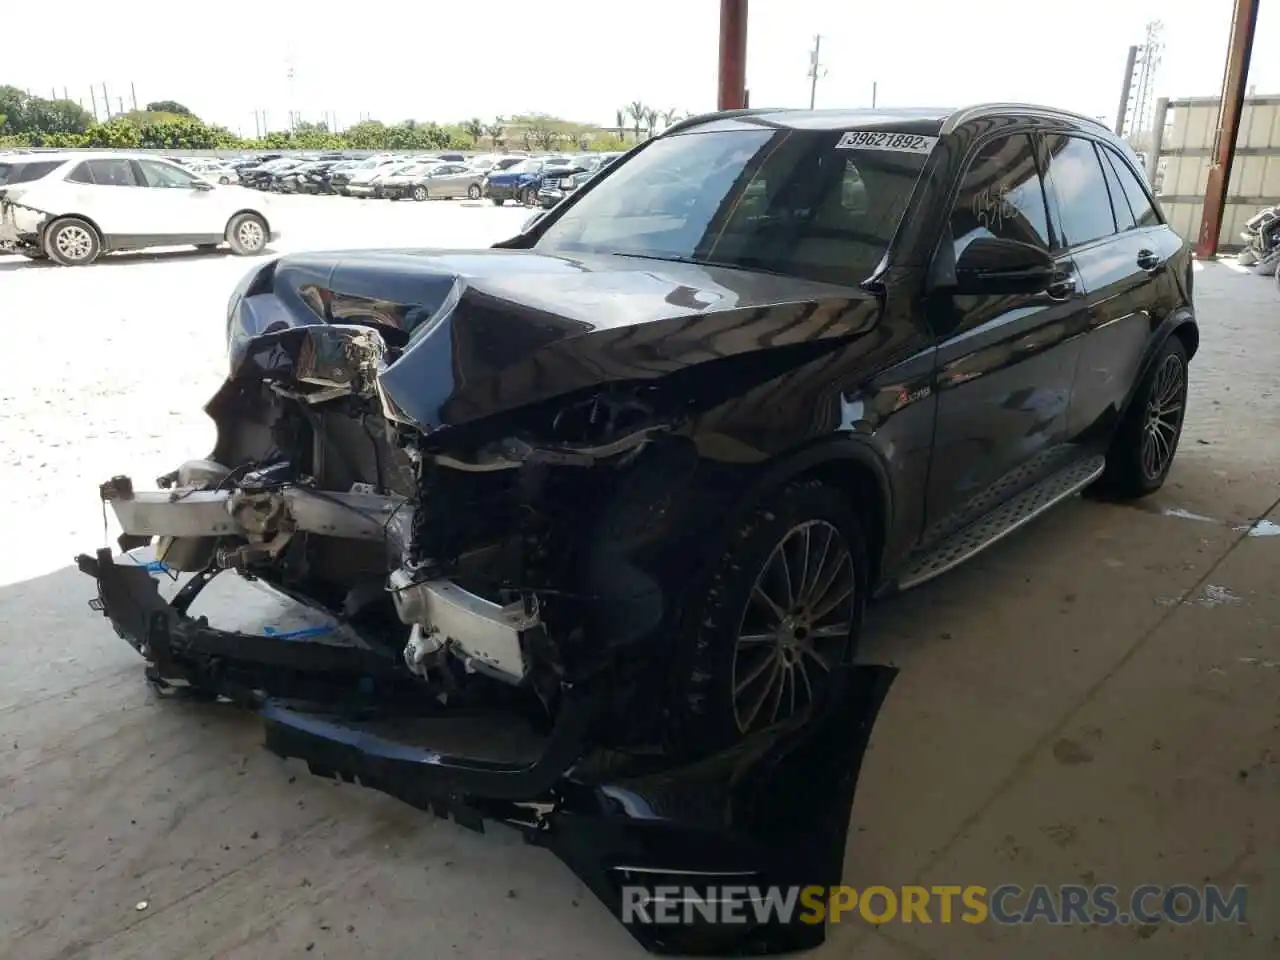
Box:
953 237 1054 295
192 180 215 191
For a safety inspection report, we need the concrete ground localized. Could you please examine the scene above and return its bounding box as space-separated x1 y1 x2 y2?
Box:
0 202 1275 959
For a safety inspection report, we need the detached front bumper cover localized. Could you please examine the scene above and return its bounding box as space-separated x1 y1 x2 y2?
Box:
77 553 896 956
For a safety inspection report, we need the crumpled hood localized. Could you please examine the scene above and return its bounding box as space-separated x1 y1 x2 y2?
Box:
227 248 881 436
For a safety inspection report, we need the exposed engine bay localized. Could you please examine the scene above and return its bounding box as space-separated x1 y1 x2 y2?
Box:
99 319 703 740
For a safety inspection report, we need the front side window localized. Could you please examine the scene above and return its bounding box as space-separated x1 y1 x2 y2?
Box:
950 133 1051 256
535 128 930 286
137 159 201 188
1101 147 1160 228
1042 135 1117 247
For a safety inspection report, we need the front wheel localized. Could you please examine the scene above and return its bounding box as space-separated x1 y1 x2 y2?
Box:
467 183 482 200
521 186 538 206
412 185 428 202
669 479 867 759
1097 337 1189 498
226 213 269 256
44 217 102 266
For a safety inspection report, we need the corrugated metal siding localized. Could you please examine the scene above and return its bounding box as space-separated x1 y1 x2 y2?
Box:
1155 96 1280 248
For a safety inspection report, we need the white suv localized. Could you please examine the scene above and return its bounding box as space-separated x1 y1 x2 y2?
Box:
0 152 277 265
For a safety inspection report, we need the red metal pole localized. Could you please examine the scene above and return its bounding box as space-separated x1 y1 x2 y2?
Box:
1195 0 1260 258
718 0 748 111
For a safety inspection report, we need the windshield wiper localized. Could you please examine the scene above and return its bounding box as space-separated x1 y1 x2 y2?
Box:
609 251 798 279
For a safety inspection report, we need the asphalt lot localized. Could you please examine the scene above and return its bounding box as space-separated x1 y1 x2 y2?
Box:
0 198 1276 960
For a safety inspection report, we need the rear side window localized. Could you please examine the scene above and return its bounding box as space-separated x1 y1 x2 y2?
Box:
950 133 1052 254
1042 135 1116 246
69 159 140 187
0 160 63 185
1101 147 1160 228
1098 147 1136 232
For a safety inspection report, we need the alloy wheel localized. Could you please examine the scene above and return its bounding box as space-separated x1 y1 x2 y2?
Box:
1142 353 1185 480
731 520 854 734
54 225 93 261
237 219 265 251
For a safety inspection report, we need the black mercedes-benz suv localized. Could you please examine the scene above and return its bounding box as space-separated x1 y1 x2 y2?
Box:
81 103 1195 955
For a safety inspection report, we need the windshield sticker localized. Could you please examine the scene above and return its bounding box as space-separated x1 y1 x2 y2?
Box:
836 131 938 154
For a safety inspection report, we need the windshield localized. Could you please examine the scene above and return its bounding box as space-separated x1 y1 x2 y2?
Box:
534 128 932 285
505 159 542 174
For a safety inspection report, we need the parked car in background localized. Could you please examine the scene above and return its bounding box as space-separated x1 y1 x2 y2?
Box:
413 162 485 200
537 153 622 208
373 160 443 199
347 160 414 197
240 157 304 190
185 160 241 185
331 156 402 195
483 156 572 205
0 152 276 265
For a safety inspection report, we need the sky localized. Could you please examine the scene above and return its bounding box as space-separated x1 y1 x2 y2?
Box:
5 0 1280 135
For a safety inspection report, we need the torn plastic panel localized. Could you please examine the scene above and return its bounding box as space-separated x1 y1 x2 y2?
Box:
261 663 896 956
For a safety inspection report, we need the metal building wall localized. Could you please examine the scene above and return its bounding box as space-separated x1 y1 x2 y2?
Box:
1151 94 1280 249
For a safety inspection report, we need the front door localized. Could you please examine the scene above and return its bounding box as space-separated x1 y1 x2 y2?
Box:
922 131 1089 543
131 158 224 239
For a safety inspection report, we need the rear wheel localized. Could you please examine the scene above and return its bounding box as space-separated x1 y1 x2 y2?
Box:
467 183 482 200
669 480 867 758
226 213 269 255
44 217 101 266
1097 337 1189 498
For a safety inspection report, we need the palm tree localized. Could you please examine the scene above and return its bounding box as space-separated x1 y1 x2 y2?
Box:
615 107 627 142
627 101 647 142
485 116 505 149
643 106 659 139
463 118 485 145
661 107 680 132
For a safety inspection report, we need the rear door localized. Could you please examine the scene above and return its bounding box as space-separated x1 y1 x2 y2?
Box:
923 131 1088 542
64 158 149 235
1039 135 1173 438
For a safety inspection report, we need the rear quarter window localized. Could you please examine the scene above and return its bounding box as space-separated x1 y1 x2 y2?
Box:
0 160 64 185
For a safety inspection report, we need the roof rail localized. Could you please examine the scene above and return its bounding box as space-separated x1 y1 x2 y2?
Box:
940 103 1110 135
661 108 778 137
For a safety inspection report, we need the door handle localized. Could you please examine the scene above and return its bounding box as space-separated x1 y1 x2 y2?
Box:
1136 249 1162 272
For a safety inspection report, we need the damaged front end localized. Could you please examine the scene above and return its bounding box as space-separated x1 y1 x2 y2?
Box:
0 193 50 254
79 252 893 953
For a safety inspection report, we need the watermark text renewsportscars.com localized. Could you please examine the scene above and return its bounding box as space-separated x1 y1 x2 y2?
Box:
621 884 1248 927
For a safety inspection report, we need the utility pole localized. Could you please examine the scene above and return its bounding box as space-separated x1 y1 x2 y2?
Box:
871 81 878 108
807 34 826 109
130 82 138 112
102 83 110 119
89 86 99 122
1115 45 1139 135
1197 0 1260 258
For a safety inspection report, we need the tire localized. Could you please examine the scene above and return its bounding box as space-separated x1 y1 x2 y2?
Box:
491 198 504 206
219 176 231 185
467 183 481 200
1096 336 1189 499
412 185 428 202
43 217 101 266
225 212 269 256
669 479 868 759
521 186 537 206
